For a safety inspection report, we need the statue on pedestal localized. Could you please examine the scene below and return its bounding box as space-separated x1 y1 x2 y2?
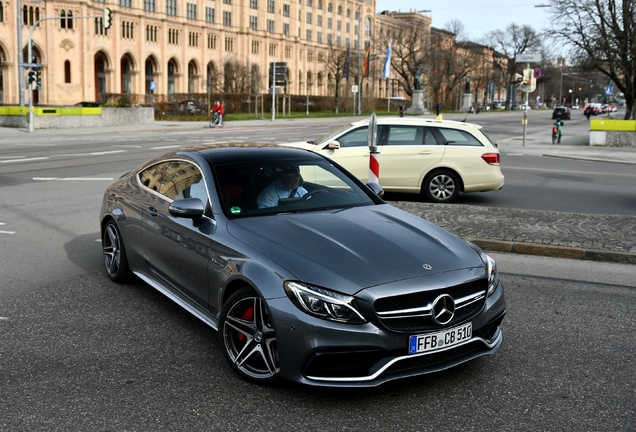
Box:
413 68 422 90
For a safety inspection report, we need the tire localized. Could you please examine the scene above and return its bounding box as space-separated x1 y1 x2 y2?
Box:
422 170 460 203
102 220 131 283
219 287 280 384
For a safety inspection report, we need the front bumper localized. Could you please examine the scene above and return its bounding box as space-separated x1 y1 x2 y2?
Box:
267 279 506 387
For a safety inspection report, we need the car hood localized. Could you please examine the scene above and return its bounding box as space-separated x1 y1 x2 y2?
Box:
227 204 484 295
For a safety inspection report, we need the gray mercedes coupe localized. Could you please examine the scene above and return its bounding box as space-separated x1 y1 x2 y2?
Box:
100 144 506 387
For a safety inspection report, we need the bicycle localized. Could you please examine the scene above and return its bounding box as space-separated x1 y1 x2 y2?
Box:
209 111 224 128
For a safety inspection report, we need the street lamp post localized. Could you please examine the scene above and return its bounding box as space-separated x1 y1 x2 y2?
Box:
17 0 24 106
356 10 361 116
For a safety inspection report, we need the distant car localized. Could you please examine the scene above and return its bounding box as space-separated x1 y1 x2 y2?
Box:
552 106 571 120
608 105 617 112
282 117 504 203
571 104 579 110
99 144 507 387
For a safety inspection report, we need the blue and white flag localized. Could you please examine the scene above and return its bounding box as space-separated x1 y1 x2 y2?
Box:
383 42 392 79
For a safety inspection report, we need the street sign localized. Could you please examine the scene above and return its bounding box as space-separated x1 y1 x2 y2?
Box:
515 53 542 63
533 68 541 79
520 68 536 93
268 87 281 94
20 63 41 68
352 85 359 94
605 86 613 95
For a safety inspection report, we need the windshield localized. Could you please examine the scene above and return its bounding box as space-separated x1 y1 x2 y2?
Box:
213 156 378 218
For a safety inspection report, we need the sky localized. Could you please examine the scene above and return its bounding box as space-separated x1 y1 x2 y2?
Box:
374 0 553 42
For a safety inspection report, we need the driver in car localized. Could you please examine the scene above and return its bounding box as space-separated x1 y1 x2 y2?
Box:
257 164 308 208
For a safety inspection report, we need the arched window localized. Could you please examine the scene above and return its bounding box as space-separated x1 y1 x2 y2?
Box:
64 60 71 83
67 11 73 29
365 17 371 37
327 3 332 12
346 9 350 18
60 10 66 29
337 6 341 15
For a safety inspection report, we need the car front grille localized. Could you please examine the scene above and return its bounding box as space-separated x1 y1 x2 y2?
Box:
374 279 487 332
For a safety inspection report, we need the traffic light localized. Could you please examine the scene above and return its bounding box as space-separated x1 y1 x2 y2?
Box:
269 62 288 87
102 8 112 29
35 69 42 89
27 69 37 90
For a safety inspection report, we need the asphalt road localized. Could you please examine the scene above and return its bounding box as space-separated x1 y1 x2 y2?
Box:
1 111 635 430
1 254 634 431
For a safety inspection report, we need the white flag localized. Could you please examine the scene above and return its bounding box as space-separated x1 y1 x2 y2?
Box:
383 42 392 79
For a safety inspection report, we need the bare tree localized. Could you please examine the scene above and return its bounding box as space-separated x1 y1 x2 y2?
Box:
223 58 258 94
319 41 349 113
484 24 543 109
547 0 635 119
380 22 430 98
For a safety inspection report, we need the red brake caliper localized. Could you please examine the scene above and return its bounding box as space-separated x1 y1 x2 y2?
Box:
237 305 254 342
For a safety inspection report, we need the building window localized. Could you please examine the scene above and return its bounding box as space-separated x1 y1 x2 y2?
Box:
317 31 322 43
94 17 109 35
283 23 290 36
317 0 322 9
64 60 71 83
345 22 349 33
306 12 312 24
187 3 197 20
250 0 258 9
306 29 311 41
336 35 340 46
285 46 292 58
252 40 260 54
223 0 231 4
250 16 258 30
167 0 177 16
121 21 135 39
206 7 215 23
144 0 156 12
317 15 322 26
168 28 180 44
60 10 66 28
269 43 277 57
365 17 371 37
337 5 341 15
307 51 313 62
146 25 158 42
223 11 232 26
346 8 350 18
327 17 331 29
119 0 132 7
326 33 332 44
283 4 290 17
225 37 234 52
327 3 332 12
189 32 199 47
208 33 218 49
337 20 340 31
268 0 275 13
267 19 275 33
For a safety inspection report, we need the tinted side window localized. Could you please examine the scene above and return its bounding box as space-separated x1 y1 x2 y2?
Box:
435 128 484 147
384 126 438 146
138 160 206 201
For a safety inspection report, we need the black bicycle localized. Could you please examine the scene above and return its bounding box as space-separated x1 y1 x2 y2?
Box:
209 111 224 128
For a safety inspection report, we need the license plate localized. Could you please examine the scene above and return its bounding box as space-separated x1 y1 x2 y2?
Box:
408 322 472 354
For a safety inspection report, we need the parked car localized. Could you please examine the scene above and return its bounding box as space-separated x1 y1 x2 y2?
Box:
282 117 504 203
552 106 571 120
100 144 507 387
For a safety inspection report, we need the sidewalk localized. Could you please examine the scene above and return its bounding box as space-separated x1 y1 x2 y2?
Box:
2 116 635 265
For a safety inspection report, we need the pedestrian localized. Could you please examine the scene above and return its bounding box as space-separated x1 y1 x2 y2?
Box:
435 103 442 116
398 105 404 117
584 106 591 120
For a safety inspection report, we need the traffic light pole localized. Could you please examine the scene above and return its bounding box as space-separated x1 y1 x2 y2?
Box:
25 12 108 132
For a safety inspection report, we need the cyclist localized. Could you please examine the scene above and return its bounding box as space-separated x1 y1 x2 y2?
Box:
552 118 563 144
210 100 225 126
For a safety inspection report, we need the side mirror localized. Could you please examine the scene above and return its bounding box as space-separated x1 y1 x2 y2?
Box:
366 182 384 198
327 141 341 150
169 198 205 219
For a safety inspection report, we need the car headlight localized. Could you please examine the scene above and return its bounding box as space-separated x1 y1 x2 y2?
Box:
466 241 499 297
283 281 367 324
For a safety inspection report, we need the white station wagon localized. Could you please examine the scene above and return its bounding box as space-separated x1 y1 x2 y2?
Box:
284 117 504 203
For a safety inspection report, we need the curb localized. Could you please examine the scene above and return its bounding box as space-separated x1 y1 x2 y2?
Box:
468 238 636 265
543 153 636 165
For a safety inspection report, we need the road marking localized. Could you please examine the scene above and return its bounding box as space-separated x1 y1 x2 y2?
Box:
33 177 114 181
0 317 9 321
113 145 144 148
507 153 525 156
0 223 16 235
150 145 181 150
0 157 49 163
0 156 26 159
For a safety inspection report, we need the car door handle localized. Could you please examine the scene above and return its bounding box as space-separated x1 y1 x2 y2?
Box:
148 207 158 217
418 150 433 155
